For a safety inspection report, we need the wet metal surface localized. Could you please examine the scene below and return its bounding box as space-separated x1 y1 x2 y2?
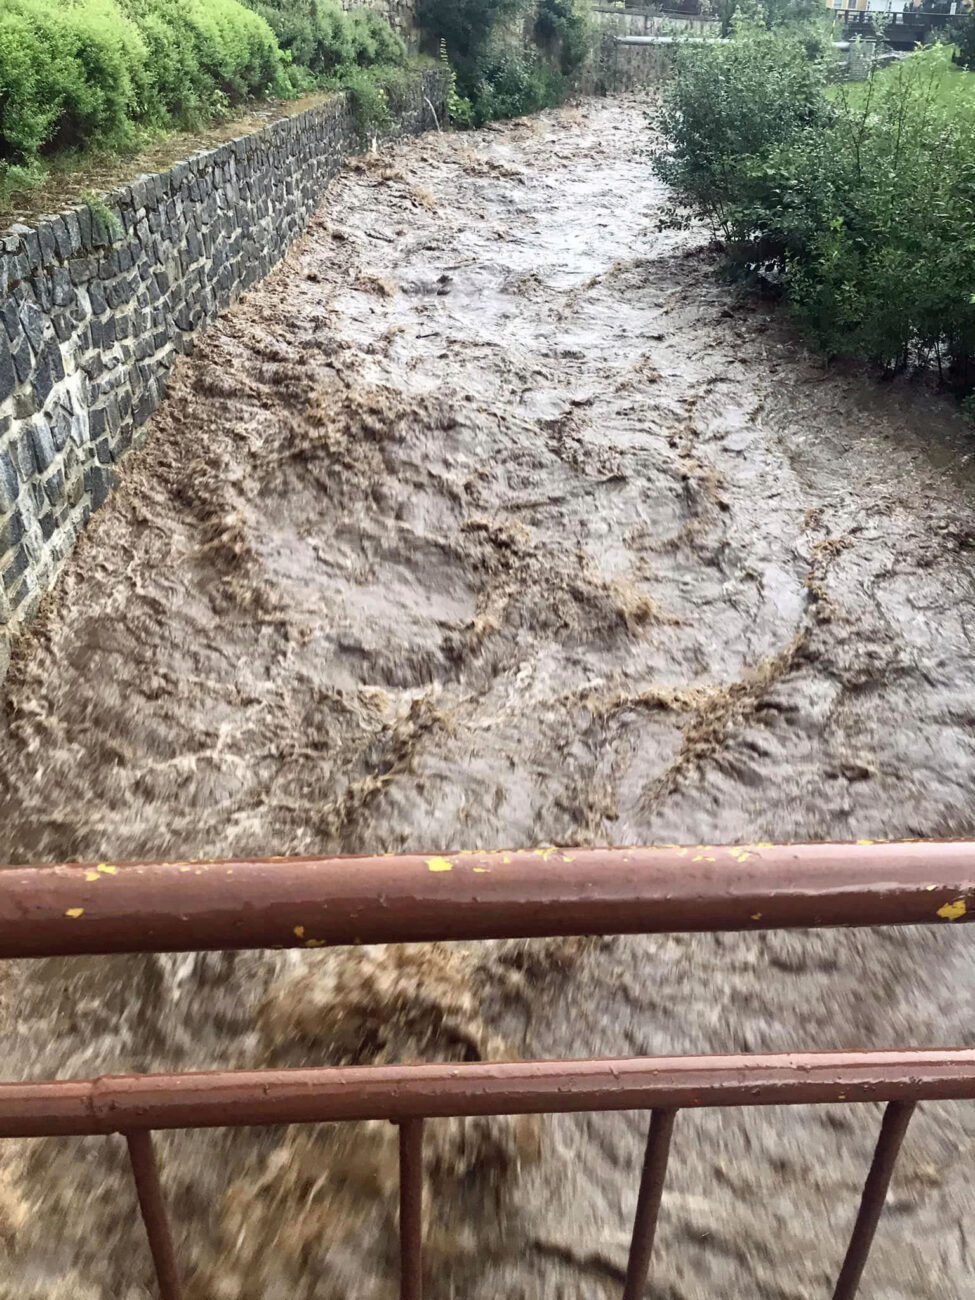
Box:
2 841 975 957
3 1047 975 1135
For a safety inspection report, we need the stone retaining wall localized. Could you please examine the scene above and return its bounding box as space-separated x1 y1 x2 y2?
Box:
0 71 446 677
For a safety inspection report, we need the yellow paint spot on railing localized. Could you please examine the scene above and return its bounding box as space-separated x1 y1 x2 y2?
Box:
97 864 117 875
293 926 305 939
427 857 453 872
937 898 967 922
85 871 100 882
65 908 84 919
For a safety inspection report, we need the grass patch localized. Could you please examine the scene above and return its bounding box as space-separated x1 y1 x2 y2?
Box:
828 50 975 114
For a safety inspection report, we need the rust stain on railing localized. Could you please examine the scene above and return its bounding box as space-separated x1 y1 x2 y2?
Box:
4 839 975 1299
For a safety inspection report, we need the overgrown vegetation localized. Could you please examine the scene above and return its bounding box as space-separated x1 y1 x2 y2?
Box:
656 23 975 393
418 0 590 126
0 0 413 207
243 0 407 84
0 0 593 209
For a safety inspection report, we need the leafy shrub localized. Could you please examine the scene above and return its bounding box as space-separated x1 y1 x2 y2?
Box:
0 0 412 186
123 0 289 125
338 62 394 127
417 0 526 63
534 0 590 76
0 0 286 165
656 30 975 389
0 0 151 158
348 9 407 66
419 0 587 125
469 46 565 124
655 17 832 241
242 1 406 80
440 38 475 127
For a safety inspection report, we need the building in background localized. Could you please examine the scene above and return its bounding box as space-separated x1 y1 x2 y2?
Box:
827 0 967 47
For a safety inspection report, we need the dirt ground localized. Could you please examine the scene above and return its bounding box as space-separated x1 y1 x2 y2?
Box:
1 97 975 1299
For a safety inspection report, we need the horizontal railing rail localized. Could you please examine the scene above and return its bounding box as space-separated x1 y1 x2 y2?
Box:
5 841 975 1300
0 840 973 957
3 1048 975 1137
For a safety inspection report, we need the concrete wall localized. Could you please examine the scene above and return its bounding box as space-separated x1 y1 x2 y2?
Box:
585 33 681 91
0 71 446 676
591 5 720 36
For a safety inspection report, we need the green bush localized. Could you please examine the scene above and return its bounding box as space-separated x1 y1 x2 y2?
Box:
0 0 287 165
534 0 590 76
123 0 290 125
656 29 975 388
469 46 565 124
0 0 412 192
419 0 588 125
655 17 832 243
348 9 407 66
0 0 151 158
241 1 406 80
418 0 525 63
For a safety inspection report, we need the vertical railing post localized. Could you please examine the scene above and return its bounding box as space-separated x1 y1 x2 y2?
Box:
125 1130 185 1300
398 1117 425 1300
831 1100 916 1300
622 1108 678 1300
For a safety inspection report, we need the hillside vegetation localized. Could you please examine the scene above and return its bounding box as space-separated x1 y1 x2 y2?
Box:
0 0 412 206
0 0 593 208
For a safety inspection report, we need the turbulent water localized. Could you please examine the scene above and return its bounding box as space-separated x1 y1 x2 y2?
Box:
1 97 975 1299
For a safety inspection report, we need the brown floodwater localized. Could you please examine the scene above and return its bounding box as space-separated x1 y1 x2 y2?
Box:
1 97 975 1300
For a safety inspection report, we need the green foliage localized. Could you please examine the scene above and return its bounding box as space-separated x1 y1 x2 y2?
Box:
418 0 526 63
242 1 406 81
0 0 412 196
950 10 975 70
122 0 290 125
334 61 419 128
656 31 975 390
0 0 287 166
0 158 46 211
238 2 411 133
534 0 591 76
244 0 352 76
419 0 588 126
81 188 124 240
347 9 408 66
468 46 566 125
440 38 475 127
716 0 833 38
656 18 832 240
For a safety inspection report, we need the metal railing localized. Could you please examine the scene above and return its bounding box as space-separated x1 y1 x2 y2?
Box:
3 840 975 1300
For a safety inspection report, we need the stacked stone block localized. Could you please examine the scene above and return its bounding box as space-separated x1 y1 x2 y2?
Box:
0 73 447 679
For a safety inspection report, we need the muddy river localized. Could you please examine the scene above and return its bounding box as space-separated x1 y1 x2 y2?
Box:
1 97 975 1299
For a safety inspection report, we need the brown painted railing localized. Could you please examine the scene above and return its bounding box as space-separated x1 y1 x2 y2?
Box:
4 840 975 1300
